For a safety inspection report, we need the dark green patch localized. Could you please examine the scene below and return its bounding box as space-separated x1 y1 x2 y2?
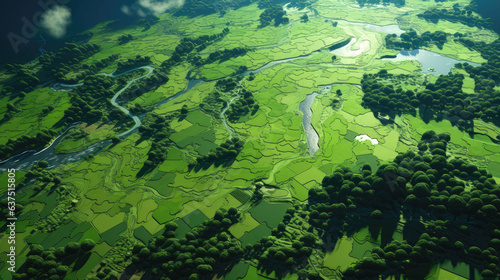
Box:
26 232 49 245
174 219 192 238
249 201 290 228
319 163 335 175
134 226 154 244
55 232 84 249
239 223 272 246
150 171 167 181
37 192 59 219
100 222 127 246
70 222 92 238
225 262 250 280
353 154 380 173
182 209 209 228
344 130 358 141
41 221 77 248
145 173 176 196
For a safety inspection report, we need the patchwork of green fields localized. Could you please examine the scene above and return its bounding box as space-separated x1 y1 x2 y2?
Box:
1 0 499 279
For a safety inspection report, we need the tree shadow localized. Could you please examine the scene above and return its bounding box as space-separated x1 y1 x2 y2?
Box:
120 264 138 280
136 163 155 178
60 254 79 266
72 252 92 271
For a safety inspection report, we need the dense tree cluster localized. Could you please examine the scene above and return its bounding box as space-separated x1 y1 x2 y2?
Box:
173 0 311 18
138 114 175 169
385 30 448 50
356 0 405 8
191 138 244 169
226 89 259 122
137 16 159 31
3 102 21 122
259 5 289 28
68 32 94 45
249 231 316 276
215 77 240 92
129 208 243 280
311 131 500 279
258 0 314 10
24 160 62 187
118 70 169 104
188 47 249 67
41 105 55 116
202 47 249 65
63 75 116 124
300 13 309 23
361 70 500 131
418 3 492 30
129 103 147 115
361 70 420 113
116 55 152 74
458 38 500 88
63 54 119 84
39 42 101 81
13 240 96 280
118 34 134 44
0 197 24 221
173 0 221 17
161 28 229 71
0 130 58 160
199 91 225 117
4 64 40 92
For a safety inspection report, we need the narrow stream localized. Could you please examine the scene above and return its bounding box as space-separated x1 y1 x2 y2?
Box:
0 66 154 170
106 66 154 137
220 96 237 139
0 122 107 171
1 19 402 169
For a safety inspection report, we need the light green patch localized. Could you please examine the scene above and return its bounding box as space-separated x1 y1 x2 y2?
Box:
92 212 126 234
137 199 158 223
229 213 260 239
324 236 358 271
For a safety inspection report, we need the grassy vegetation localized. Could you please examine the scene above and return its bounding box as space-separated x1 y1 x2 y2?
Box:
2 0 500 279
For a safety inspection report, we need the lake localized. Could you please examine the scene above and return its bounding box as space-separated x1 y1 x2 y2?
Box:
381 49 481 76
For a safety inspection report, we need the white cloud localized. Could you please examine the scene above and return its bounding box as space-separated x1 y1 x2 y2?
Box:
121 5 132 15
122 0 185 17
139 0 185 15
41 5 71 38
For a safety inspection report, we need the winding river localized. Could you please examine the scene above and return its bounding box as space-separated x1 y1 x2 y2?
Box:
220 96 237 139
0 50 318 170
104 66 154 137
1 18 477 168
0 66 154 170
0 123 109 171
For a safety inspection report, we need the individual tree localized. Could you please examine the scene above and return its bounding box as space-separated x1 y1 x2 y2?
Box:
80 239 96 252
64 242 80 255
480 204 498 217
301 13 309 23
448 195 466 219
